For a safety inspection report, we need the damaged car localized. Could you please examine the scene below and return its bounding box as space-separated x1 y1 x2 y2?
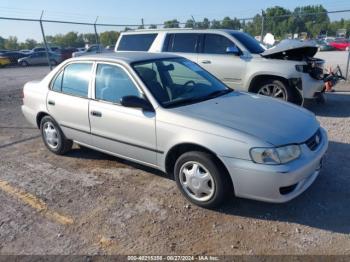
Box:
115 29 340 105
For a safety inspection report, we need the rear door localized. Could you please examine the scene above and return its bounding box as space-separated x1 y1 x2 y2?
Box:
46 62 93 144
163 33 199 64
89 62 157 166
197 33 247 89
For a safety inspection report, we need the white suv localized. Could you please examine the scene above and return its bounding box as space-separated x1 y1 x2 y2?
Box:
115 29 325 104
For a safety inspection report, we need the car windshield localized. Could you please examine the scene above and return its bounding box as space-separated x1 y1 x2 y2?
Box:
132 58 232 108
230 32 265 54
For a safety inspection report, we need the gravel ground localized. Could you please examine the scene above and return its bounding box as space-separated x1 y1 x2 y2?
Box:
0 65 349 256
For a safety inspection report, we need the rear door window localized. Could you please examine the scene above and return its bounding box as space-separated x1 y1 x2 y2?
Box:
166 33 199 53
117 34 157 51
60 63 92 98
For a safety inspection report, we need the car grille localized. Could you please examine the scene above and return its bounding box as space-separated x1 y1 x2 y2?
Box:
305 129 322 151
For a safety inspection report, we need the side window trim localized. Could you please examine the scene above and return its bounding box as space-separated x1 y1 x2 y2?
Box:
92 62 144 106
49 61 94 99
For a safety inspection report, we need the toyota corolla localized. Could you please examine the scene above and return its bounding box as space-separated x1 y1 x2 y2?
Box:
22 52 328 208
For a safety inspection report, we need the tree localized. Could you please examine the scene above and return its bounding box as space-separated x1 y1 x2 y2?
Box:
0 36 5 49
210 19 222 29
20 39 38 49
164 19 180 28
185 19 195 28
221 17 241 29
100 31 120 47
4 36 19 50
196 18 210 29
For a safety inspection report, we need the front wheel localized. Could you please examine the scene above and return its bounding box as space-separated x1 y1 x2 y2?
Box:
174 151 232 208
40 116 72 155
253 79 296 103
20 61 29 67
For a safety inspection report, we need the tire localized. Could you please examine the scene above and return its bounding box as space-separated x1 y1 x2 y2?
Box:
174 151 232 208
40 116 72 155
253 79 296 103
20 61 29 67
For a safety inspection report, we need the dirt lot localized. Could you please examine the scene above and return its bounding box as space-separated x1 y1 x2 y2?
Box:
0 64 350 256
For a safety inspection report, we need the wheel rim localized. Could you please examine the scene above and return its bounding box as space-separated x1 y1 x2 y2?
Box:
43 121 59 149
257 83 287 100
179 161 215 202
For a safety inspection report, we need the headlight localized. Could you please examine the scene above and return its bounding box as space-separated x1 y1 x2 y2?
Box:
250 145 301 165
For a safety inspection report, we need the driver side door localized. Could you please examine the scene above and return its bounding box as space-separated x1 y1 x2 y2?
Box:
197 34 247 89
89 63 158 166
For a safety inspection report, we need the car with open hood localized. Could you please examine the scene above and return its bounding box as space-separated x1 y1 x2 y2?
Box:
115 29 329 105
21 52 328 208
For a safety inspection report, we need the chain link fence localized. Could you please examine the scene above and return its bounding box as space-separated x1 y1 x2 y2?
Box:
0 10 349 80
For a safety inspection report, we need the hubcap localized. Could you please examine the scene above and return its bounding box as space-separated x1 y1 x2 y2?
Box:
258 84 287 100
43 122 59 149
179 161 215 202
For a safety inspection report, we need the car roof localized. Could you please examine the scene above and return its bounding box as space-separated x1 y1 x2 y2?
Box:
120 28 240 34
72 52 180 64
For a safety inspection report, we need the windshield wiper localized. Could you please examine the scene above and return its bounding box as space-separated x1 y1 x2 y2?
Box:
205 89 233 99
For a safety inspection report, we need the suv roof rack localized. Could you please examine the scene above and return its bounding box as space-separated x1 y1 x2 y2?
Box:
124 28 196 32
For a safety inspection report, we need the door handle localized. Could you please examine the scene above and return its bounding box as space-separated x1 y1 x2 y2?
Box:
201 60 211 64
48 100 55 106
91 111 102 117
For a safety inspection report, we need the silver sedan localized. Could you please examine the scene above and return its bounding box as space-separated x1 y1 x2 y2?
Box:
22 52 328 208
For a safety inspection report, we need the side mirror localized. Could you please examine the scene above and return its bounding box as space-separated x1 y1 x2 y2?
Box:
226 46 240 55
120 96 154 111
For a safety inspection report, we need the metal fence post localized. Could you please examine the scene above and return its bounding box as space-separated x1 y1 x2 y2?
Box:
39 11 52 70
346 50 350 81
260 10 264 43
94 16 100 51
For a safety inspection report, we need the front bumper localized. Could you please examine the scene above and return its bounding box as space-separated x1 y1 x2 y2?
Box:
220 128 328 203
300 74 324 99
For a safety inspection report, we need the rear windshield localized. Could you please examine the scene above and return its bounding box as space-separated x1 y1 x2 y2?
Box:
117 34 157 51
230 32 265 54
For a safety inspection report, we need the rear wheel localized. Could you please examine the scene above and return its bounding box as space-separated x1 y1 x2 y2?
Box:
174 151 232 208
253 79 296 103
40 116 72 155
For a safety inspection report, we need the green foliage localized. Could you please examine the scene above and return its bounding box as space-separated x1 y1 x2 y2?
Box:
100 31 120 47
0 4 349 51
164 19 180 28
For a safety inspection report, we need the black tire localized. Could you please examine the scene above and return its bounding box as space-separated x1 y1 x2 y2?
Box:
40 116 72 155
20 61 29 67
174 151 232 208
253 78 297 103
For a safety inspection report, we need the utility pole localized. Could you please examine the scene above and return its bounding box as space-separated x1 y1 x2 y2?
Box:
39 10 52 70
141 18 144 28
94 16 100 52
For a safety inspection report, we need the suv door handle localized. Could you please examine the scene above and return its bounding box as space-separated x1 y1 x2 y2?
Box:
201 60 211 64
48 100 55 106
91 111 102 117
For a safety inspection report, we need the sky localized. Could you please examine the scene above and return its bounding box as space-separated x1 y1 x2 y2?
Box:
0 0 349 41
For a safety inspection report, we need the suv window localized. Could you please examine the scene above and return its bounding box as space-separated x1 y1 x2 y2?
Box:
166 33 198 53
117 34 157 51
95 64 141 103
203 34 235 54
61 63 92 97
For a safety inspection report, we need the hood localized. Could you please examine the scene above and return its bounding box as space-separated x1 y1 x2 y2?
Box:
261 39 318 60
173 92 319 146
